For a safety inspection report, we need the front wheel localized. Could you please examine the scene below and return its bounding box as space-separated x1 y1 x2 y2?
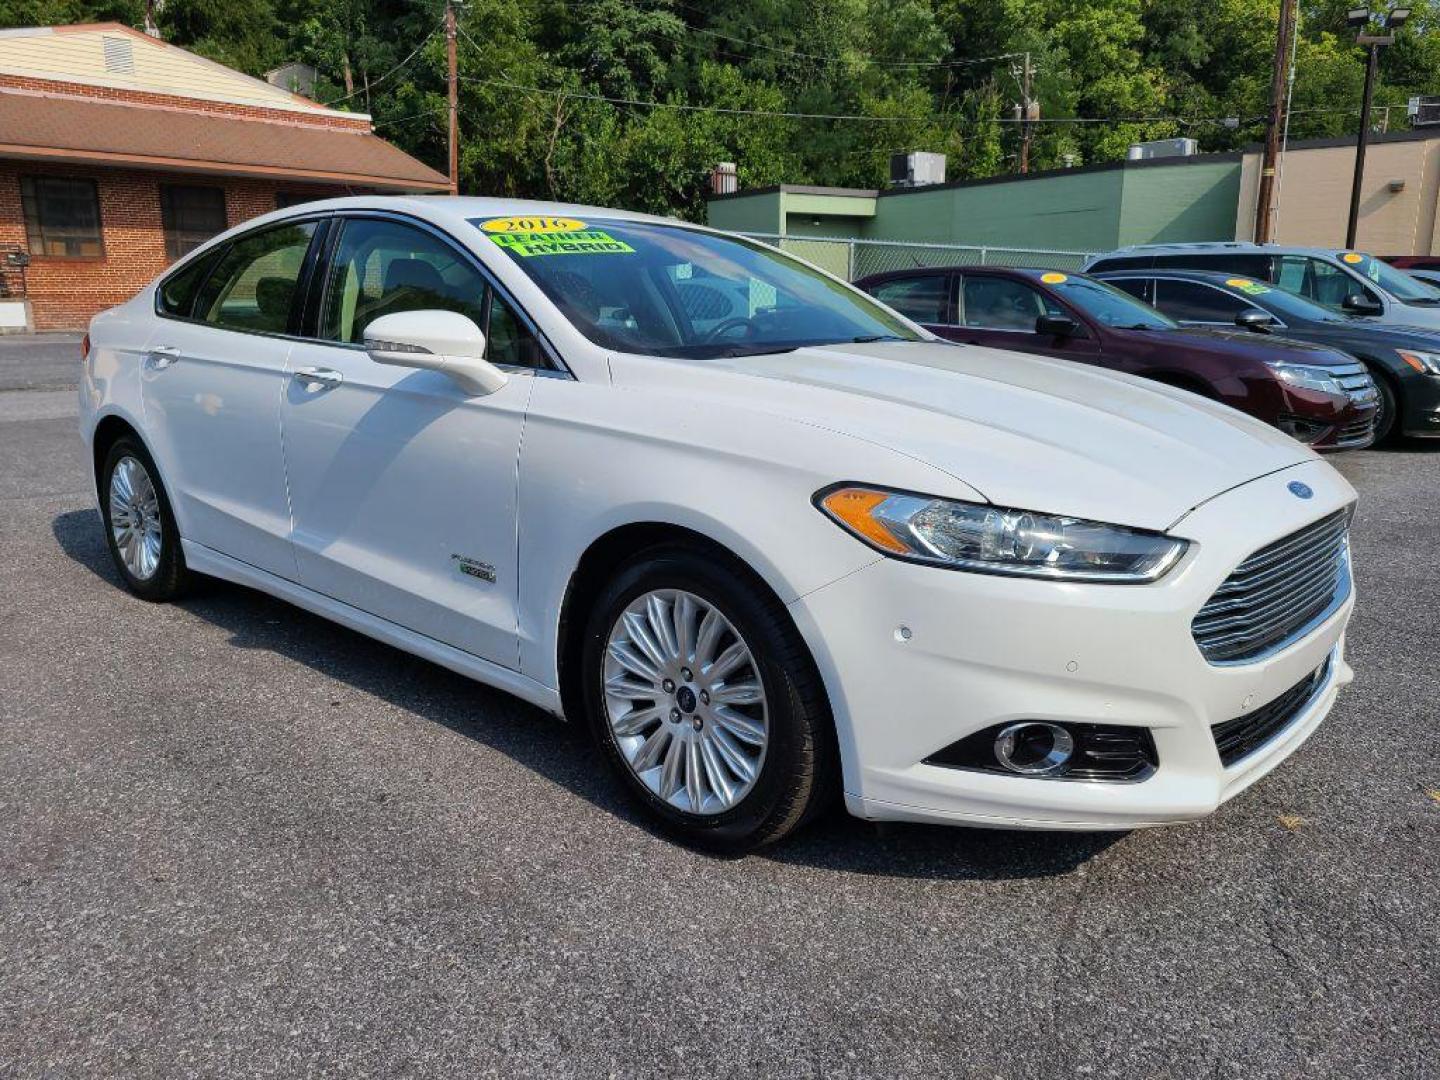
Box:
581 547 836 852
1366 368 1398 444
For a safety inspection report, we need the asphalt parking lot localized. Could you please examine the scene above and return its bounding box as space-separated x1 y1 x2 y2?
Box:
2 335 1437 1079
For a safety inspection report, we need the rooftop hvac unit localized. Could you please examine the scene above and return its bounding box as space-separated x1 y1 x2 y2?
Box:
1409 96 1440 127
1126 138 1199 160
889 152 947 188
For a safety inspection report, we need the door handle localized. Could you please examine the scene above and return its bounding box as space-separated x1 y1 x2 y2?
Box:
145 345 180 370
294 367 344 389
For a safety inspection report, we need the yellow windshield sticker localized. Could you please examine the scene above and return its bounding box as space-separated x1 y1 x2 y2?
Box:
480 216 586 234
1040 272 1068 284
489 229 635 257
1226 277 1271 295
1342 252 1364 264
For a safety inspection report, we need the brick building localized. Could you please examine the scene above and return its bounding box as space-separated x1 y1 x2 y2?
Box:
0 23 450 330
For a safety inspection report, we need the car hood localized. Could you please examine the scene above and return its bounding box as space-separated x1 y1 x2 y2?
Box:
616 340 1314 533
1142 326 1353 363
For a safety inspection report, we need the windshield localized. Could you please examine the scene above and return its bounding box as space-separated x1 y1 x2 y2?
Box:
472 217 921 357
1340 251 1440 303
1047 273 1177 330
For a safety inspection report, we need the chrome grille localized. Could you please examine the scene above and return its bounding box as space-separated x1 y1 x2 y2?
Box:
1192 509 1351 664
1330 363 1378 406
1333 414 1377 448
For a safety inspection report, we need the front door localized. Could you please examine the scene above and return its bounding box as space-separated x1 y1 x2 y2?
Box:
141 218 321 579
955 274 1103 364
279 215 542 667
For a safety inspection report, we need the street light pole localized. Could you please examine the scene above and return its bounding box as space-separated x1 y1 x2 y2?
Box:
1346 41 1380 248
1344 7 1410 249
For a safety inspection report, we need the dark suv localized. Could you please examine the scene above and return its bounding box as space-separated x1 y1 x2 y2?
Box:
856 266 1379 451
1094 267 1440 442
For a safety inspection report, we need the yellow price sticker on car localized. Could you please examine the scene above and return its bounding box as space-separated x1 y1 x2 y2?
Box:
1341 252 1364 264
489 229 635 258
480 216 587 235
1226 277 1271 295
1041 272 1068 284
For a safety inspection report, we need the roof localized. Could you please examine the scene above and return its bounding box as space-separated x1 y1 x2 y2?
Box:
0 89 450 191
1097 242 1361 257
0 23 355 118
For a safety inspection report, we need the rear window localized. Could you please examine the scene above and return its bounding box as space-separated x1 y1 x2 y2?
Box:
157 248 222 318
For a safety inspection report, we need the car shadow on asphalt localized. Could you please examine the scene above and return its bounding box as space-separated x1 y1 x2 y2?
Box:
53 508 1124 881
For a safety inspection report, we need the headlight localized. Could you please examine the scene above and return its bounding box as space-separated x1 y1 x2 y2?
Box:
816 486 1189 583
1264 361 1345 396
1397 349 1440 375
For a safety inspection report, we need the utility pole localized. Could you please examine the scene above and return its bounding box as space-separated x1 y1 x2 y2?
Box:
446 0 459 195
1015 53 1036 174
1254 0 1296 243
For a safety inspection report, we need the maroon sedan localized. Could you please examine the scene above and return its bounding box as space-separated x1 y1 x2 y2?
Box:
856 266 1380 451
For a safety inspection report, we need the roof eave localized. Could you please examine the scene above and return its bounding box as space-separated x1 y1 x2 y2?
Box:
0 142 451 192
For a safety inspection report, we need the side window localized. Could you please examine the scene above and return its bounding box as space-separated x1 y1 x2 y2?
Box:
320 218 487 344
485 290 545 368
961 276 1061 331
1276 255 1375 310
194 221 316 334
1106 277 1152 305
1154 280 1250 323
157 249 222 318
1087 256 1149 272
1154 253 1273 280
869 275 948 323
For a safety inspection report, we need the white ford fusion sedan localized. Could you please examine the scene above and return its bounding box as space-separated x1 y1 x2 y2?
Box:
81 196 1357 850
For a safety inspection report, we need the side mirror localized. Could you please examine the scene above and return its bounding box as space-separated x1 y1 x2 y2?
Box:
1342 293 1383 315
1234 308 1274 332
1036 314 1078 337
362 310 508 396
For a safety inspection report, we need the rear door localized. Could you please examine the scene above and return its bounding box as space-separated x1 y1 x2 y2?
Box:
142 217 324 579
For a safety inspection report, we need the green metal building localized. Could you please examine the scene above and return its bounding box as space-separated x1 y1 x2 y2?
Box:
707 154 1244 260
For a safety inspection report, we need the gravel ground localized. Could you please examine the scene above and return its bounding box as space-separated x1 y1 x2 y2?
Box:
1 346 1437 1079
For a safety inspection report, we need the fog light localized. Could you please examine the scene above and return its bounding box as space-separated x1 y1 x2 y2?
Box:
994 722 1074 776
1275 415 1326 444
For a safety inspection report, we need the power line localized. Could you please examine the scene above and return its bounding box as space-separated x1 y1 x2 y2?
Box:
458 69 1263 128
320 25 441 108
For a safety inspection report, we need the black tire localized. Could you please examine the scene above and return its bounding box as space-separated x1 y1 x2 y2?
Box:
1366 366 1399 444
580 545 837 853
98 436 193 601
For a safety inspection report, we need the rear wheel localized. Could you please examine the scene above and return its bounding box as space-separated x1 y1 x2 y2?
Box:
581 547 835 852
99 437 192 601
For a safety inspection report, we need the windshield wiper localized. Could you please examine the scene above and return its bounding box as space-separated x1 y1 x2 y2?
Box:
849 334 908 343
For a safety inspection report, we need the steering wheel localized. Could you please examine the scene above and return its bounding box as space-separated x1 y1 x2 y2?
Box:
703 317 758 343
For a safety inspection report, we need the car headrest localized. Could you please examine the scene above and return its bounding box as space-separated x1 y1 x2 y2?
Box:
254 277 295 321
383 258 445 297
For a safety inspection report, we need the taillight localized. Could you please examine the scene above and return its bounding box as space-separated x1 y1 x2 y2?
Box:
81 333 90 360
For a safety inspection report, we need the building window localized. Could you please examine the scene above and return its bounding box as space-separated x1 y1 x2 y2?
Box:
275 191 319 209
161 185 227 260
20 177 104 258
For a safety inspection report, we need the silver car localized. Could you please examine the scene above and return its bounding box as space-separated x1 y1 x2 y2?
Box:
1085 242 1440 329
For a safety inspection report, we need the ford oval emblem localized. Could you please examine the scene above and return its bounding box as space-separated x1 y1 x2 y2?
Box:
1288 480 1314 499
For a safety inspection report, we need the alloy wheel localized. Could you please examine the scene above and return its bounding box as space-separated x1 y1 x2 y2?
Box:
602 588 769 816
109 455 164 581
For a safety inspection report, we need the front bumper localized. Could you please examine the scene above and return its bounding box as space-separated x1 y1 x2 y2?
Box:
789 459 1356 830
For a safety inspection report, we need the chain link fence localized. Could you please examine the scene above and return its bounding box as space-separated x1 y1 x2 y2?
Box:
737 233 1095 283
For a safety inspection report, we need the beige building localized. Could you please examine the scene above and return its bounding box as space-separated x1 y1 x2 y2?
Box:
1237 129 1440 254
